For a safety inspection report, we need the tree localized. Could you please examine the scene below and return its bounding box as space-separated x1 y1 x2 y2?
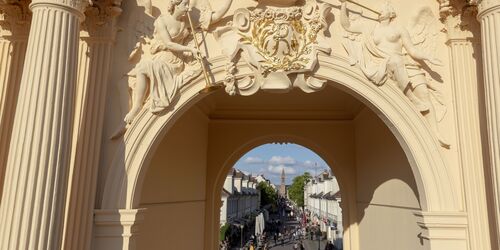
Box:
288 172 312 207
257 181 277 208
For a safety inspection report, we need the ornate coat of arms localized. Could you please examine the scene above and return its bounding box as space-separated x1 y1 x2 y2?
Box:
214 0 332 96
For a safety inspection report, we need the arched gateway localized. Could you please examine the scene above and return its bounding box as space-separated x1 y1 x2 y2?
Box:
85 0 491 249
0 0 498 250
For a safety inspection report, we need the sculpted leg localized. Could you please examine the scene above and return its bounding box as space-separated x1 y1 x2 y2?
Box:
413 84 449 147
388 56 429 112
125 73 148 124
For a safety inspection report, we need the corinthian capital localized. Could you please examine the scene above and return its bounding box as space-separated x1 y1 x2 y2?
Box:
440 0 480 41
81 0 122 39
0 0 31 37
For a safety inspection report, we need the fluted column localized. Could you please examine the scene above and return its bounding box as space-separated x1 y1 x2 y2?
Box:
0 0 86 249
442 3 492 249
478 0 500 246
0 0 30 200
62 1 122 249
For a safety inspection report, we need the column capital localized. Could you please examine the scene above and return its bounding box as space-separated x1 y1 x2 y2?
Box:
440 0 480 41
478 0 500 17
81 0 122 40
30 0 89 15
0 0 31 37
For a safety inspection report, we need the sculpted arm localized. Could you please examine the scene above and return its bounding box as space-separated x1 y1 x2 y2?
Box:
210 0 233 24
401 27 441 65
155 18 196 54
340 1 363 33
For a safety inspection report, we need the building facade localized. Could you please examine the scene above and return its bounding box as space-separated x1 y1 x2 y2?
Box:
0 0 499 249
220 169 260 226
305 171 343 248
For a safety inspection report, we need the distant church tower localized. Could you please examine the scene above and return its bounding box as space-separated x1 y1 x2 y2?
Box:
279 168 286 197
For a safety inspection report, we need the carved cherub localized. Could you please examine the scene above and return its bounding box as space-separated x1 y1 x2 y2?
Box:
340 0 449 147
124 0 233 124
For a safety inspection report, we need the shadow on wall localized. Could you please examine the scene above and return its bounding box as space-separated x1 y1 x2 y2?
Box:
353 108 424 249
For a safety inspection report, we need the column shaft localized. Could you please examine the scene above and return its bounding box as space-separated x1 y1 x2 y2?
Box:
63 40 112 250
0 0 85 249
448 38 492 249
0 0 30 201
62 2 121 249
478 2 500 247
0 38 27 196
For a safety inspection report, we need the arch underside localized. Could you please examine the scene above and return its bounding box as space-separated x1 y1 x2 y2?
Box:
100 53 459 214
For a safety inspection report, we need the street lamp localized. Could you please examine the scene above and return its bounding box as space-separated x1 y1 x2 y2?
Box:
239 224 244 249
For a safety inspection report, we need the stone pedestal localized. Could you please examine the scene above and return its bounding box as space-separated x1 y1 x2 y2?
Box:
93 209 146 250
478 0 500 246
62 2 121 249
0 0 86 248
0 0 30 200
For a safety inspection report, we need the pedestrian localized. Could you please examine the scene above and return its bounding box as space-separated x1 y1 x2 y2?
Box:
324 240 334 250
249 242 255 250
299 241 305 250
293 242 299 250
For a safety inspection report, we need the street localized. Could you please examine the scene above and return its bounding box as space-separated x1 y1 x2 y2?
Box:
266 215 328 250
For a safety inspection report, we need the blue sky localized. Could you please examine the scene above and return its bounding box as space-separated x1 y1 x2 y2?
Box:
233 143 330 185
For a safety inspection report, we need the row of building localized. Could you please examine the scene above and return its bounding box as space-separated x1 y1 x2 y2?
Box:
220 169 263 226
304 171 343 249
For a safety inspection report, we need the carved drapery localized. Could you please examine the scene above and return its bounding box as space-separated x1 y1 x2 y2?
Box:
339 1 450 147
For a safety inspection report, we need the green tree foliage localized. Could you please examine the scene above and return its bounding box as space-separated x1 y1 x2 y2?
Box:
288 172 312 207
257 181 277 208
219 223 231 241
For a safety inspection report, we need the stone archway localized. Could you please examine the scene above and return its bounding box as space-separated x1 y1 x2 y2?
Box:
95 54 464 249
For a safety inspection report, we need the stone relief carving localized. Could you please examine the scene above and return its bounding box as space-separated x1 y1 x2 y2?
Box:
339 0 449 147
213 0 332 96
123 0 233 124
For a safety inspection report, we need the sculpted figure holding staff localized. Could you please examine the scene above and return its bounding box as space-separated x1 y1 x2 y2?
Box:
124 0 233 124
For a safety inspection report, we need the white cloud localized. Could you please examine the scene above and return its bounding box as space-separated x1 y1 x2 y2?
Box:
269 156 296 166
243 156 264 164
302 160 316 168
267 164 297 175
